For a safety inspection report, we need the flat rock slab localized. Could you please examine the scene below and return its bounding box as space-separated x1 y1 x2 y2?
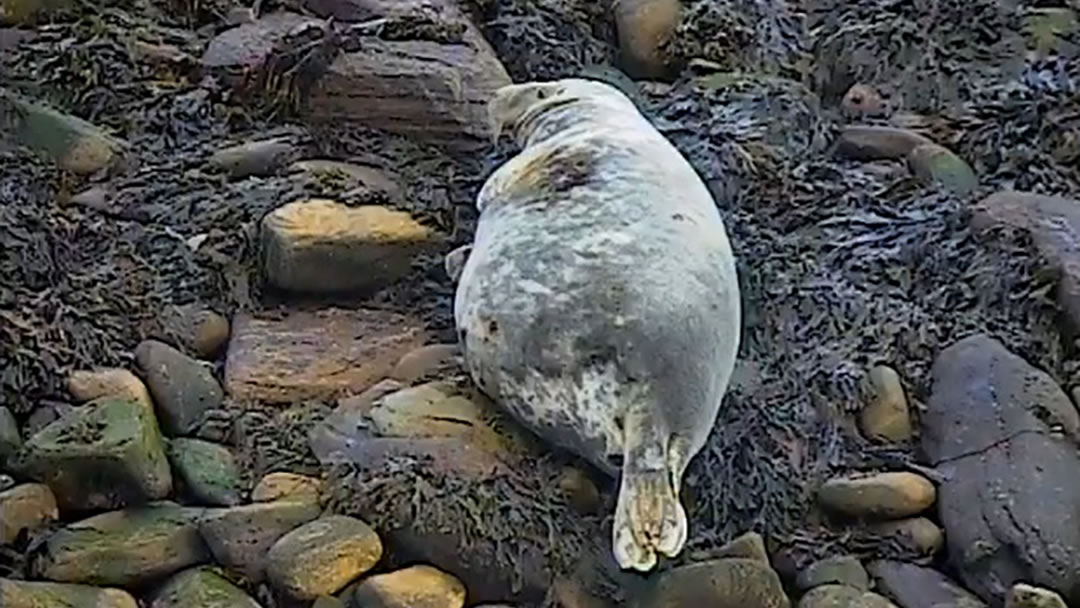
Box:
0 579 137 608
260 200 438 294
632 558 790 608
923 333 1080 605
32 504 209 586
266 515 382 599
198 500 322 582
867 560 986 608
148 567 262 608
971 191 1080 333
224 308 427 404
17 397 172 511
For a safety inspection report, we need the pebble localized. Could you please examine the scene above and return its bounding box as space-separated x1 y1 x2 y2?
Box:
613 0 682 79
798 585 897 608
260 200 438 295
148 567 261 608
1 92 123 174
1006 583 1067 608
224 308 426 404
841 83 886 117
32 504 209 586
835 126 934 161
251 471 323 503
18 397 172 511
818 472 936 520
796 555 870 592
198 500 322 582
636 558 790 608
858 365 912 443
390 343 460 384
350 564 466 608
556 467 602 515
0 405 21 465
66 368 153 411
136 339 224 436
158 304 231 359
0 483 57 544
166 438 242 506
868 517 944 556
907 142 978 196
266 515 383 599
0 578 138 608
208 137 297 179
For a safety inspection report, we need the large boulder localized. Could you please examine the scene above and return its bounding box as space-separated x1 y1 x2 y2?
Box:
922 334 1080 605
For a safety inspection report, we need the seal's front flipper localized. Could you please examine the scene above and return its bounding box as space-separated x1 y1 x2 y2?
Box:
444 245 472 283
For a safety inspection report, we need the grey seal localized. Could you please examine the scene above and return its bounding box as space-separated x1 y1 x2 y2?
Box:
453 78 741 572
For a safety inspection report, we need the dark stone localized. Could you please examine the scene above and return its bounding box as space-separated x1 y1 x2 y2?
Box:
796 555 870 592
867 560 986 608
136 339 223 436
922 334 1080 605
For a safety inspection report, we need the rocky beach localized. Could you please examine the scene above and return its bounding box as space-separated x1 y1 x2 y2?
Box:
1 0 1080 606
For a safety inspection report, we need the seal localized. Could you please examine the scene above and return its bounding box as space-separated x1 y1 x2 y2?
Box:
453 78 741 572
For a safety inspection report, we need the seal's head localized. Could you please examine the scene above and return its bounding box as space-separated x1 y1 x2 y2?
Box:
488 78 640 146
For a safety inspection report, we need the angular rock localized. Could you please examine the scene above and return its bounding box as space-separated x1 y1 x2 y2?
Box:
868 517 944 556
266 515 382 599
613 0 682 79
166 438 242 506
224 308 426 404
32 504 209 586
835 126 934 161
907 142 977 196
251 471 323 503
350 564 465 608
260 200 437 294
136 339 224 436
0 483 57 544
797 556 870 592
66 368 153 411
198 500 322 581
304 2 510 144
287 160 403 201
818 472 935 520
0 89 123 174
798 585 897 608
867 560 986 608
0 405 20 465
858 365 911 443
18 397 172 511
971 191 1080 334
635 558 790 608
0 579 137 608
1006 583 1067 608
148 567 261 608
208 138 297 179
200 12 324 85
390 343 460 384
157 305 231 360
923 333 1080 605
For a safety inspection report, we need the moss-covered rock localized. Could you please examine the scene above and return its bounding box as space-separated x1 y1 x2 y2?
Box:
0 579 137 608
148 567 261 608
166 438 241 507
266 515 382 600
0 88 123 173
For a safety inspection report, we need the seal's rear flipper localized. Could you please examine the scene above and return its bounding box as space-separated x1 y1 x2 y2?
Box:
444 245 472 283
612 465 687 572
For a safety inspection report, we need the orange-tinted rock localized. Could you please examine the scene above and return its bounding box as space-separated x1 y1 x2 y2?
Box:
613 0 682 79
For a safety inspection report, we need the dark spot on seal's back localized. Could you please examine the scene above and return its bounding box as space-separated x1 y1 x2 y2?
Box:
515 140 602 201
672 213 686 221
488 319 499 334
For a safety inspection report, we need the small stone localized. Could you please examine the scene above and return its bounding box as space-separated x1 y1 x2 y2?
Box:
209 138 297 179
556 467 602 514
711 531 770 563
636 558 790 608
0 90 123 174
818 472 935 519
251 472 323 503
32 504 209 586
907 142 978 196
390 343 460 384
796 556 870 592
261 200 438 294
367 382 510 452
835 126 935 161
166 438 242 506
858 366 912 443
798 585 898 608
224 308 427 404
148 567 261 608
67 368 153 410
198 500 322 582
0 579 137 608
158 304 231 360
0 483 57 543
18 397 172 511
350 564 466 608
613 0 682 79
136 339 224 436
841 83 886 117
868 517 944 556
1006 583 1067 608
0 405 21 464
266 515 382 599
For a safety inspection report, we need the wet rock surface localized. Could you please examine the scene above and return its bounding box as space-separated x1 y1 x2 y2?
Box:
632 558 790 608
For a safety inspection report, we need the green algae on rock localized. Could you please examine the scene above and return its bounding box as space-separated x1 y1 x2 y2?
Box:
0 578 137 608
148 567 261 608
0 88 123 174
166 438 242 507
